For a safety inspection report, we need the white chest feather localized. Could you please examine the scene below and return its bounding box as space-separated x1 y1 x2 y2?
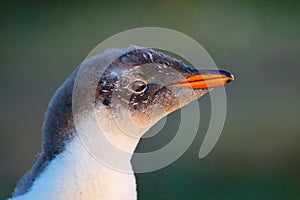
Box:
10 135 137 200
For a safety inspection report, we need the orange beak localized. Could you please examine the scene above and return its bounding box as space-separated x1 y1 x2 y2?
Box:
171 69 234 89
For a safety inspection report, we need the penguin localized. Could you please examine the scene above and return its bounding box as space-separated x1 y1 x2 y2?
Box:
10 46 234 200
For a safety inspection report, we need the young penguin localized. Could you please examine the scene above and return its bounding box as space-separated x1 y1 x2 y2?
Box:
10 46 234 200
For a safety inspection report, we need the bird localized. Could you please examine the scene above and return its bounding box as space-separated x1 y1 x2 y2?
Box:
9 46 234 200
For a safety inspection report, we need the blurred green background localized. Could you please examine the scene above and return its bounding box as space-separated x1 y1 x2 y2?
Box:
1 0 299 199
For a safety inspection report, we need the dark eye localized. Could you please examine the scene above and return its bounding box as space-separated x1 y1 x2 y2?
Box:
129 80 147 93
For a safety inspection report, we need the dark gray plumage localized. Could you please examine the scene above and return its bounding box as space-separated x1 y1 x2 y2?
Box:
12 47 204 197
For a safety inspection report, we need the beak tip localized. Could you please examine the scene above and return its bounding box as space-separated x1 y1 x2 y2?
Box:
228 74 234 82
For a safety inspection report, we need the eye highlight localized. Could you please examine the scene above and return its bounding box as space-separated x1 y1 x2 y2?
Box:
129 80 147 93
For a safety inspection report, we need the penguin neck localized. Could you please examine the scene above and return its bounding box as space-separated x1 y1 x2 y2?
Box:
13 115 142 200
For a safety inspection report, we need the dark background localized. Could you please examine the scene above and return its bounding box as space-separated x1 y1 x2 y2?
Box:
1 1 299 199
